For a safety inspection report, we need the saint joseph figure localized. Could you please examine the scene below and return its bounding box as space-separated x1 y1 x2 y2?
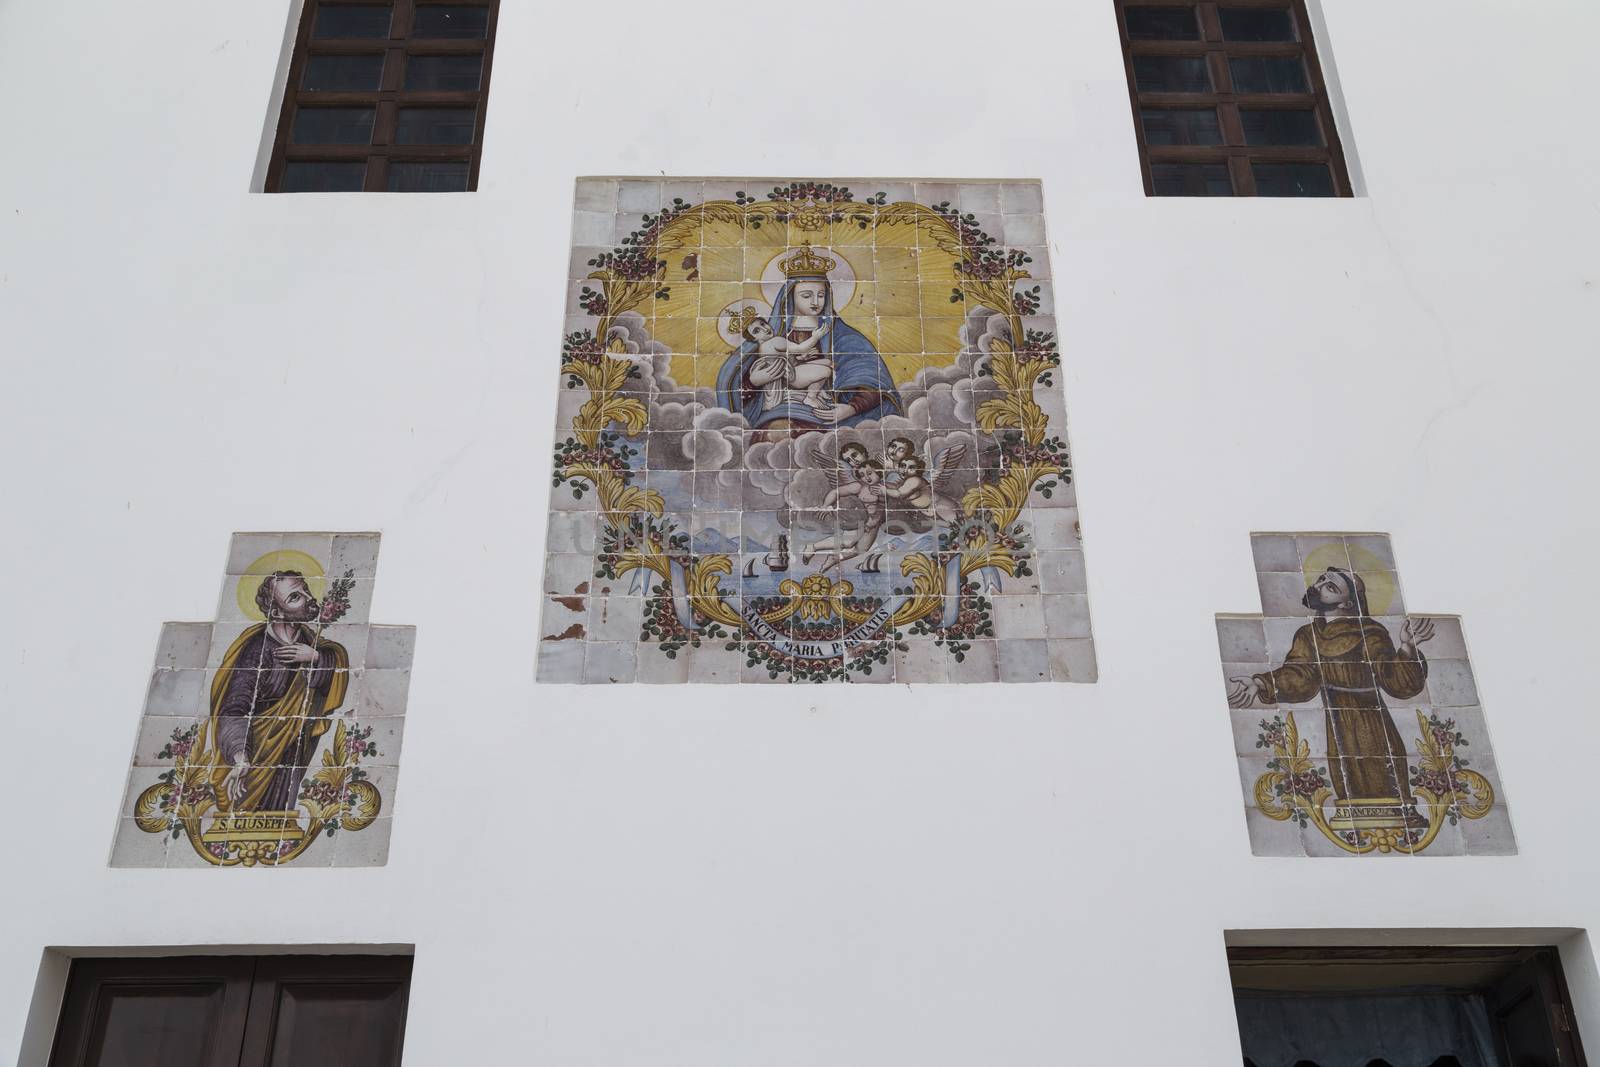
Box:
196 570 349 813
1229 567 1436 829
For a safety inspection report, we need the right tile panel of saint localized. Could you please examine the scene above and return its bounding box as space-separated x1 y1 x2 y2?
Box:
1217 532 1515 857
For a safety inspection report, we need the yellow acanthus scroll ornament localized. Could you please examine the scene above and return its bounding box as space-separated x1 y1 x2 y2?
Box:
1252 709 1494 854
556 189 1071 679
134 710 382 867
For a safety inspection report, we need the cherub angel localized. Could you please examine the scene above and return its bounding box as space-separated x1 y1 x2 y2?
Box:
887 444 967 526
799 441 886 570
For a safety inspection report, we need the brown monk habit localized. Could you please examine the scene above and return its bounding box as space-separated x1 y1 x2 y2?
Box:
1254 613 1428 804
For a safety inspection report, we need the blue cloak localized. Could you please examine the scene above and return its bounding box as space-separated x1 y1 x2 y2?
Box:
715 277 902 429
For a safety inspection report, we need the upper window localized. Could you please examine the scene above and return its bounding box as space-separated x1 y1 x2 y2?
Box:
266 1 500 193
1114 1 1353 196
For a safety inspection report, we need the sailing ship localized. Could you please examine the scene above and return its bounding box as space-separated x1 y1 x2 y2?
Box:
764 534 790 572
856 551 885 573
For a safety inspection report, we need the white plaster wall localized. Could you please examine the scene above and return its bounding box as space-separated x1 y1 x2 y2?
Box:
1 0 1597 1063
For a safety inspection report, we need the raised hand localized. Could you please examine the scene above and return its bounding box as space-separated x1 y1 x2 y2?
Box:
1227 677 1259 709
1400 617 1435 656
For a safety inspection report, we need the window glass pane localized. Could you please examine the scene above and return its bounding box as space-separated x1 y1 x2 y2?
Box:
388 161 471 191
312 3 393 38
1240 108 1322 145
1140 107 1222 145
291 106 375 144
1150 163 1233 196
395 107 476 144
404 54 483 92
1124 6 1199 39
1218 6 1295 41
1133 56 1211 93
1252 162 1334 196
302 54 385 91
1229 57 1309 94
281 161 368 192
412 5 490 38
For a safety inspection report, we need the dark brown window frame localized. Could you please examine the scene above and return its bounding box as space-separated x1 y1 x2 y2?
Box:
265 0 501 193
1115 0 1354 196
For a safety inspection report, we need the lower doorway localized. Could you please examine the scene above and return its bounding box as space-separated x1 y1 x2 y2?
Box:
47 954 412 1067
1229 944 1587 1067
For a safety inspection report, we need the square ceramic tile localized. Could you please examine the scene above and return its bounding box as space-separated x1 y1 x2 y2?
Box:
540 178 1095 684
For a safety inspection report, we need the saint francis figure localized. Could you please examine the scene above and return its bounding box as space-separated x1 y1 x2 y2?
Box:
1228 567 1436 828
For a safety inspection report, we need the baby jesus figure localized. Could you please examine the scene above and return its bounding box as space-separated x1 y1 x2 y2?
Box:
739 315 834 412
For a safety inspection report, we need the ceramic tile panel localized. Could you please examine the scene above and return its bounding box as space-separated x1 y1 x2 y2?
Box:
540 178 1096 684
1215 532 1515 857
112 532 415 868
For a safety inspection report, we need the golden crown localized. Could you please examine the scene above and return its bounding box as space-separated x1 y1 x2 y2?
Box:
726 305 763 336
778 243 837 278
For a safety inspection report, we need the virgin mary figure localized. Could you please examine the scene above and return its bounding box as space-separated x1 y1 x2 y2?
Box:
715 245 902 434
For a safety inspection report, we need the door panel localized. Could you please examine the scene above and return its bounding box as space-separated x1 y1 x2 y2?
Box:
1492 951 1586 1067
49 955 411 1067
241 957 412 1067
48 958 252 1067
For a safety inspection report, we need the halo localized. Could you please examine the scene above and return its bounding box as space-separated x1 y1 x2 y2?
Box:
716 299 772 347
761 247 856 309
1301 542 1395 616
236 550 327 621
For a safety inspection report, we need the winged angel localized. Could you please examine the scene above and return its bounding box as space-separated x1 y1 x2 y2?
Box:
799 442 968 570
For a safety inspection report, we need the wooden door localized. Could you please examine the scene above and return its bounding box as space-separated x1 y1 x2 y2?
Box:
49 955 411 1067
1491 950 1588 1067
47 957 252 1067
238 956 411 1067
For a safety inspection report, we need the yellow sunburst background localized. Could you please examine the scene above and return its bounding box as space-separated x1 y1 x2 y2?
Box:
637 208 969 391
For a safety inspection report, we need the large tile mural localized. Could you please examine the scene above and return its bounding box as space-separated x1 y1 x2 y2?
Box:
112 533 414 868
540 178 1094 684
1217 533 1514 857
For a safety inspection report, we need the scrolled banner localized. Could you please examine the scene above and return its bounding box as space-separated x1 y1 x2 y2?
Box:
664 554 966 659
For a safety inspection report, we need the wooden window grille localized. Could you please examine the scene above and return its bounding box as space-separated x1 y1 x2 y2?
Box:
265 0 500 192
1115 0 1353 196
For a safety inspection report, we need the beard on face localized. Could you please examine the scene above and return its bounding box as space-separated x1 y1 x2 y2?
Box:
1301 579 1350 612
272 589 319 623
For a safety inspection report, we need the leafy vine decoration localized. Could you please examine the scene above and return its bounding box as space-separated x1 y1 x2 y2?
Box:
556 189 1072 650
134 719 381 867
1252 708 1494 854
